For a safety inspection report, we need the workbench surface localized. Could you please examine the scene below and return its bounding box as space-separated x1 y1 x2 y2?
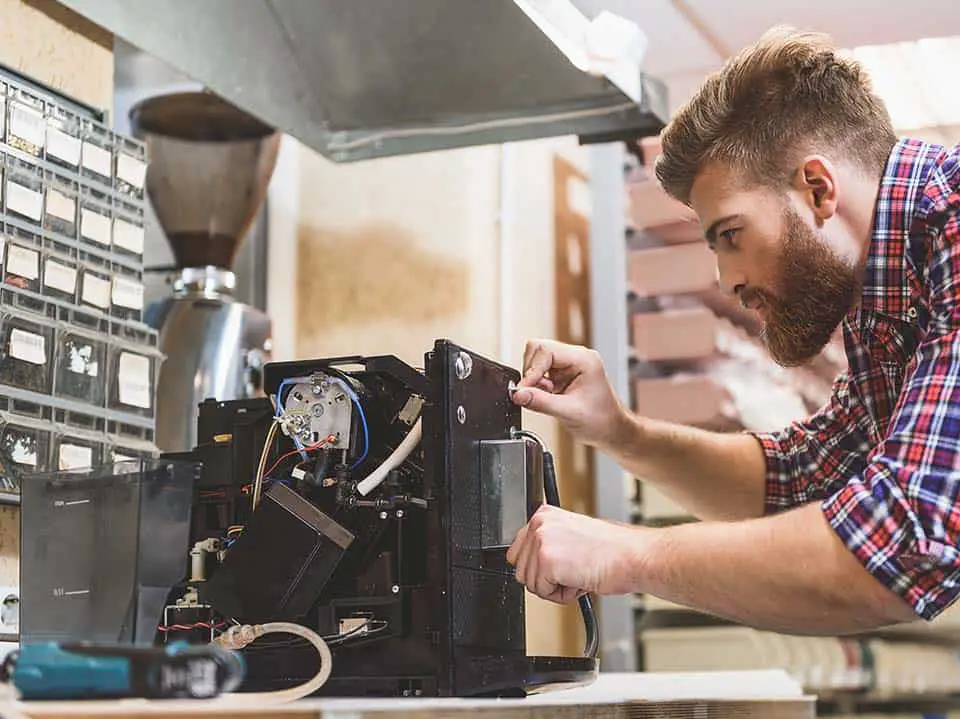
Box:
0 671 815 718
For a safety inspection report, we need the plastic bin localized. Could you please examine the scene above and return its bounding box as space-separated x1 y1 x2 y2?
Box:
114 137 147 201
0 416 51 494
107 343 158 418
51 432 102 472
79 120 114 187
4 88 45 157
0 310 54 394
79 186 112 251
4 155 44 227
54 328 107 407
112 199 145 261
110 272 144 323
42 171 79 240
20 458 199 644
44 104 82 171
41 253 78 304
78 264 111 313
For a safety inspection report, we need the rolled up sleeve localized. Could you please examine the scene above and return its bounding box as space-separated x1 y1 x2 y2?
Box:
751 370 874 515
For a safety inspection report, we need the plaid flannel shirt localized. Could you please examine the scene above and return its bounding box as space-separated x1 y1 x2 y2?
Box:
754 138 960 621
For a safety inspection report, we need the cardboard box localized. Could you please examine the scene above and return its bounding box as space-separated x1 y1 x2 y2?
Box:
628 243 717 298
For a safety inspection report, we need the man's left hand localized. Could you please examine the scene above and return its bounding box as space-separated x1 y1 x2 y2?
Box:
505 504 644 603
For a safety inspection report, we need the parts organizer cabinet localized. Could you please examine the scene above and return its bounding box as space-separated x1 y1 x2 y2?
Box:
0 65 156 502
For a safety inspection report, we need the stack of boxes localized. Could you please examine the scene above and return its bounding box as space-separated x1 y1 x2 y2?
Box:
0 68 160 501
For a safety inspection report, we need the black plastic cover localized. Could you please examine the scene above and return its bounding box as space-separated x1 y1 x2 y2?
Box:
201 483 355 623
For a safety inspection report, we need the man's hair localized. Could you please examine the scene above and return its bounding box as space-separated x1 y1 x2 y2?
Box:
654 26 897 205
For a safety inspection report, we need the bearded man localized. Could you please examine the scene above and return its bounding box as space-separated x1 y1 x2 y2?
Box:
505 26 960 633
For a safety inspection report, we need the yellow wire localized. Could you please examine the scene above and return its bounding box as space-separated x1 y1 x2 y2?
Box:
252 421 279 510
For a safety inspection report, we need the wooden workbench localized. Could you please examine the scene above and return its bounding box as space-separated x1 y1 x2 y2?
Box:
0 671 815 718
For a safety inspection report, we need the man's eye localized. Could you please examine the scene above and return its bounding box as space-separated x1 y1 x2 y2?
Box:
719 228 738 248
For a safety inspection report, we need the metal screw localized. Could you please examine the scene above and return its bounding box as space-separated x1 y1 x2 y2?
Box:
396 510 404 519
454 352 472 380
312 404 324 417
379 511 388 520
457 406 466 424
391 585 400 594
313 384 323 395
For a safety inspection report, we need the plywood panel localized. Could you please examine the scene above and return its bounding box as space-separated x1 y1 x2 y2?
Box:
0 0 113 112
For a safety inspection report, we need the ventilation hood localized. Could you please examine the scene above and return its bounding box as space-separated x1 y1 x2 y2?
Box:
56 0 668 162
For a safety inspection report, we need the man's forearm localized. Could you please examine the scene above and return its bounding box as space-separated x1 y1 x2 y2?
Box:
629 502 918 634
602 411 768 521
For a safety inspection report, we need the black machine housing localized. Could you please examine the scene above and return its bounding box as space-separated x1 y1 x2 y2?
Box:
174 339 597 697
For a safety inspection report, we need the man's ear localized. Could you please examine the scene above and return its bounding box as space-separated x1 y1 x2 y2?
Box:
794 155 838 222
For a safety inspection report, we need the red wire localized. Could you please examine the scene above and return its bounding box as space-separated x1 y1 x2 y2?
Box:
262 436 335 478
158 621 226 632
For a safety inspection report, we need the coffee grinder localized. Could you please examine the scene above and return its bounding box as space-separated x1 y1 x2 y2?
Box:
129 92 280 452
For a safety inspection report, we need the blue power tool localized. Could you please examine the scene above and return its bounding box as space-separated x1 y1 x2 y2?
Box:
3 642 245 700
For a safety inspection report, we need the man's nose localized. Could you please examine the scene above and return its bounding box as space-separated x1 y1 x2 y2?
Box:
716 256 746 298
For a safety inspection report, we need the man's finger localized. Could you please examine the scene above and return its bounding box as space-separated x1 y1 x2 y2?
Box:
511 386 566 416
506 526 526 565
515 534 535 586
519 344 555 389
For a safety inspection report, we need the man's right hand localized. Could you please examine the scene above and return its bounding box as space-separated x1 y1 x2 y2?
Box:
511 339 628 450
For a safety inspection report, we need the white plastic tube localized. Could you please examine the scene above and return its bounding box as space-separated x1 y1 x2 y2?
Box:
355 419 422 496
215 621 332 702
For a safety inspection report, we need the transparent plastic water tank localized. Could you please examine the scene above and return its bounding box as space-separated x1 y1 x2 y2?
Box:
20 458 198 645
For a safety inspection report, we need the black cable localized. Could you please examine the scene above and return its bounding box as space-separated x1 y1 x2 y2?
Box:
541 451 600 659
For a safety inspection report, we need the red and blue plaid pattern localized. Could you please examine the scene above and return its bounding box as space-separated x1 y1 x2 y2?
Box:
754 138 960 620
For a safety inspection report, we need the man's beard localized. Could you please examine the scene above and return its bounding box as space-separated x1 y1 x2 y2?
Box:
745 207 861 367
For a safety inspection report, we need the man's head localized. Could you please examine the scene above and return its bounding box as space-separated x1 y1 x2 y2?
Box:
655 26 897 366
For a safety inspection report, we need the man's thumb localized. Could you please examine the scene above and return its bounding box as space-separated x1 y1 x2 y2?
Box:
512 386 562 416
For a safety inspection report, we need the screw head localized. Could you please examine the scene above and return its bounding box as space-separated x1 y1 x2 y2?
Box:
379 511 388 520
454 352 473 380
312 404 324 417
391 585 400 594
457 406 466 424
396 510 404 519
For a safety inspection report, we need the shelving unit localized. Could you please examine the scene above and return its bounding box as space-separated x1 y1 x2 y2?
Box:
0 64 159 502
587 137 960 715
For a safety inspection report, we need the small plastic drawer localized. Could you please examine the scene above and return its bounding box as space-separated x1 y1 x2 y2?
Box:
107 440 156 464
112 199 146 261
54 329 107 406
51 433 102 472
107 419 154 445
0 312 54 394
44 105 82 171
80 120 114 187
4 89 45 157
108 345 158 418
114 137 147 201
3 155 44 227
43 171 79 240
41 253 78 304
110 271 144 322
78 264 111 313
60 304 109 334
3 240 42 295
0 419 51 492
111 319 158 348
79 186 113 251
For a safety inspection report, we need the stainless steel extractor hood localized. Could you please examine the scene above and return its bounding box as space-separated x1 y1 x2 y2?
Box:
56 0 668 162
